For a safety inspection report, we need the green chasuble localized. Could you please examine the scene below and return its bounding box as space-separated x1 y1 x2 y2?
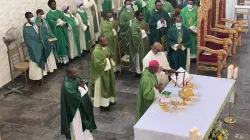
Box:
90 44 116 98
129 19 151 72
180 6 198 54
119 8 135 50
76 10 91 50
161 1 175 17
23 23 45 69
61 76 97 139
101 20 120 65
35 18 57 59
102 0 113 13
167 25 192 70
144 0 155 11
63 13 81 56
148 8 171 45
134 0 150 22
136 69 158 121
46 10 69 57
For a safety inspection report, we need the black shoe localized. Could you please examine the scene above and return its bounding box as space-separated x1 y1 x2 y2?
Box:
100 106 110 111
110 102 116 106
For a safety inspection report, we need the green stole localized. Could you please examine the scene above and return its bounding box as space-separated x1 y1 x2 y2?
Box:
61 76 97 139
167 25 192 70
23 24 45 69
46 10 69 56
136 69 158 121
148 8 171 45
180 6 198 54
129 19 150 72
101 20 120 65
90 44 116 98
102 0 112 13
63 13 81 56
76 10 91 50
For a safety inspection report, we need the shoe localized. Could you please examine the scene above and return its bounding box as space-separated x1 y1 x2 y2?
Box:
100 106 110 111
110 102 116 106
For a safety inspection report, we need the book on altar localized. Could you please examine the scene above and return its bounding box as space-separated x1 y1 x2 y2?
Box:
48 37 57 42
170 67 193 87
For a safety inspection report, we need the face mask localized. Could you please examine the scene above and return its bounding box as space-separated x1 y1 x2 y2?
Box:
30 17 36 23
187 4 193 9
176 23 182 27
80 6 85 10
126 5 131 10
109 17 114 22
155 51 161 56
41 15 46 20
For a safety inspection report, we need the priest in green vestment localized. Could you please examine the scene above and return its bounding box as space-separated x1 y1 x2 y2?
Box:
61 66 97 140
101 13 120 72
119 0 135 53
62 4 81 59
23 12 48 83
132 0 149 22
180 0 198 58
76 3 91 52
47 0 69 64
148 0 171 45
129 10 151 74
167 16 192 72
136 60 162 121
35 9 57 73
90 36 116 110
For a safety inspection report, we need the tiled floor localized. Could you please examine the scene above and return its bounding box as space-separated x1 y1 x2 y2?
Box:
0 35 250 140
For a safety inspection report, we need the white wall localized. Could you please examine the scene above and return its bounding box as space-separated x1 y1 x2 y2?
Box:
0 0 76 87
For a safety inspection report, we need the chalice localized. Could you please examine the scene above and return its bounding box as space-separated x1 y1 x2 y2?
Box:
179 92 188 106
170 97 181 110
159 99 169 112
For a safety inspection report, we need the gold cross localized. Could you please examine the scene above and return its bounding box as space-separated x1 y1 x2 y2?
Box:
188 18 193 26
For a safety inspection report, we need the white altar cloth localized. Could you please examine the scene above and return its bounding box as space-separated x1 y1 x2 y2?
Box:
134 75 235 140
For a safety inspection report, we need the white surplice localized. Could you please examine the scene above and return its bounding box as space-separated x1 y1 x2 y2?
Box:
142 50 171 89
92 50 115 107
83 0 101 40
76 9 89 51
45 50 57 73
65 13 80 59
70 85 94 140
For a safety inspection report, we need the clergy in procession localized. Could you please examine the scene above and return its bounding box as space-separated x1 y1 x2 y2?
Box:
47 0 69 64
180 0 198 59
119 0 135 52
61 66 96 140
76 3 91 52
90 36 116 111
148 0 171 45
101 13 120 72
136 60 162 121
143 42 173 90
61 4 81 59
129 10 150 75
23 12 48 84
83 0 101 40
167 16 192 71
35 9 57 73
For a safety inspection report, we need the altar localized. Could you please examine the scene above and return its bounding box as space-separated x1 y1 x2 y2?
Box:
133 75 235 140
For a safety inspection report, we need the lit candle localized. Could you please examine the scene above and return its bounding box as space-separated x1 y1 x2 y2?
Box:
193 127 198 135
233 67 238 79
189 129 194 140
227 65 234 79
196 132 202 140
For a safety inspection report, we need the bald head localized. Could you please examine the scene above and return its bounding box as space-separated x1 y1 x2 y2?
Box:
152 42 163 54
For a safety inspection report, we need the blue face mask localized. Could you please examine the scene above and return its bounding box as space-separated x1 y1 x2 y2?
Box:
41 15 46 20
126 5 132 10
176 23 182 27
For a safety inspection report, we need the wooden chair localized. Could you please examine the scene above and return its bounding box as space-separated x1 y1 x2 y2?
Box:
196 5 228 77
9 46 29 85
161 35 168 52
89 39 96 54
20 42 30 62
200 0 233 56
214 0 247 54
118 40 129 75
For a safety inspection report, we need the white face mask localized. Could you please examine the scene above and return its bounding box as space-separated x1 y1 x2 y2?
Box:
30 17 36 23
176 23 182 27
41 15 46 20
80 5 85 10
126 5 132 10
187 4 193 10
109 17 114 22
